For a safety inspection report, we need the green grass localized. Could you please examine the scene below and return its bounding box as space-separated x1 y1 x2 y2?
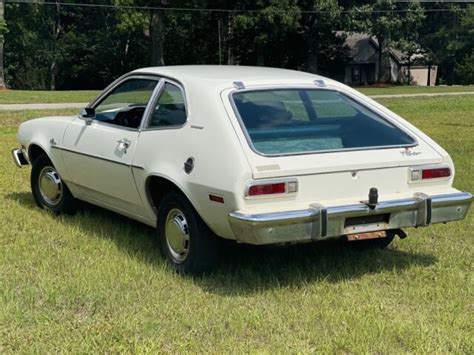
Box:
0 85 473 105
1 97 473 352
357 85 474 96
0 90 100 104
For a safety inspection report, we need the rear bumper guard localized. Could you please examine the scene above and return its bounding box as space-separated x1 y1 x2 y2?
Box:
228 192 472 245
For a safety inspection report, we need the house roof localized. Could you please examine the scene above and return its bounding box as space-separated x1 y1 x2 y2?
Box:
339 32 409 64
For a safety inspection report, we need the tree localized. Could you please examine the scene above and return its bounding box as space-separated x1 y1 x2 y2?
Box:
455 6 474 84
295 0 347 77
115 0 207 66
5 1 129 89
350 1 424 83
0 0 6 88
419 3 473 85
114 0 163 65
232 0 300 66
296 0 342 74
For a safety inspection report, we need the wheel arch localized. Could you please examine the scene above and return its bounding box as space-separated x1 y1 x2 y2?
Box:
145 174 202 221
28 143 50 163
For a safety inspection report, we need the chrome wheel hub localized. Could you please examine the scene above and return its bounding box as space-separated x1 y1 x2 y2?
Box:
165 208 190 263
38 166 63 206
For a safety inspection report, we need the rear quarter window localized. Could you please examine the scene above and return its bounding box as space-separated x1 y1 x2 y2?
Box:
232 89 416 155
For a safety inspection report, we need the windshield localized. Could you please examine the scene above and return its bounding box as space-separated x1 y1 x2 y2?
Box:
232 89 416 156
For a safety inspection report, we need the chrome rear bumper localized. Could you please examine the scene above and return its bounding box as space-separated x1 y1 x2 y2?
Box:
228 192 473 245
12 148 29 167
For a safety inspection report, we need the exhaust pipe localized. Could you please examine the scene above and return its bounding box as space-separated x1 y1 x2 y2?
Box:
393 229 407 239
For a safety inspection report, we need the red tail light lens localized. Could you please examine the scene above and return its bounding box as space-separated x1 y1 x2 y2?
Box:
422 167 451 180
246 179 298 197
248 182 286 196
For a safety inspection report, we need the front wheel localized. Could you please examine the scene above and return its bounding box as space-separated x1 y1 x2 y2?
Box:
31 154 78 215
157 191 219 274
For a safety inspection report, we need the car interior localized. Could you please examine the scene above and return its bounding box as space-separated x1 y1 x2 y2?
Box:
234 93 415 155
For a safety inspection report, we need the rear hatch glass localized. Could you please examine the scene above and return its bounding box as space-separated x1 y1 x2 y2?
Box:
232 89 416 156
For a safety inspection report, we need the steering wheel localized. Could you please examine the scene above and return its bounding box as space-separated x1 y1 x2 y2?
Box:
113 105 147 128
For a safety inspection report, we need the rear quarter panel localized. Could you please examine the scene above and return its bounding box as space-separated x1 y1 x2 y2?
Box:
132 82 253 238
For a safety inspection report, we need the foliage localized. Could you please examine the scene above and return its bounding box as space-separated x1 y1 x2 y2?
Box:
419 3 473 85
231 0 300 66
348 0 425 83
456 53 474 85
1 1 473 89
4 1 128 89
0 19 7 37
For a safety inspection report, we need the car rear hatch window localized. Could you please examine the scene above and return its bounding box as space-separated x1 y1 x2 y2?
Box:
232 89 416 156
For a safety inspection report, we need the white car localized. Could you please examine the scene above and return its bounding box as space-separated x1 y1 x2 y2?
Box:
12 66 472 273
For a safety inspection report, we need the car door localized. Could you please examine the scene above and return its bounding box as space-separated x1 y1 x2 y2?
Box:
61 76 160 218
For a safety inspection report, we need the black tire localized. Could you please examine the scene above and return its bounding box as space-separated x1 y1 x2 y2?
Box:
31 154 78 215
346 230 396 250
157 190 219 274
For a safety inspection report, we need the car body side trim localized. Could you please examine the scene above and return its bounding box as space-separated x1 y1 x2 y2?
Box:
51 146 144 169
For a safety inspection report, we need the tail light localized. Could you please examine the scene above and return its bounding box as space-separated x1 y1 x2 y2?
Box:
421 167 451 179
410 165 451 182
246 179 298 198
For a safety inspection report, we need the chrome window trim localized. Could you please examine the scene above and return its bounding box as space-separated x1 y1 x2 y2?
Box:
141 78 189 131
244 177 298 199
227 86 419 158
78 74 161 132
138 79 166 131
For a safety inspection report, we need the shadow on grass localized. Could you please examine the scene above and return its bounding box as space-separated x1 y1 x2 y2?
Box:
6 191 437 295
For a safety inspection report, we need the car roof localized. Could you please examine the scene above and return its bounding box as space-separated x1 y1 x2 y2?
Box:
132 65 331 89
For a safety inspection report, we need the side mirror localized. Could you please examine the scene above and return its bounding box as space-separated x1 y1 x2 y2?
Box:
80 107 95 125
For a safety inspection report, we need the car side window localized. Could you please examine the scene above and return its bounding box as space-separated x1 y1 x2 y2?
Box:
94 78 158 129
148 83 187 128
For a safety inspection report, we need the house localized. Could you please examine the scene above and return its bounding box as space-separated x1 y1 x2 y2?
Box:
340 32 437 86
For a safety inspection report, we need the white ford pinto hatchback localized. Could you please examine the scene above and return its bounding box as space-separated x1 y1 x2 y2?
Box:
12 66 472 273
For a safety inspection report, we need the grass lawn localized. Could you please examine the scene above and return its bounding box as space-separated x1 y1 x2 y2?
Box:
0 90 100 104
1 97 473 352
358 85 474 96
0 86 473 105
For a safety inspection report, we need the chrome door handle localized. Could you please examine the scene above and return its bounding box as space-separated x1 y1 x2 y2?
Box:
117 138 131 148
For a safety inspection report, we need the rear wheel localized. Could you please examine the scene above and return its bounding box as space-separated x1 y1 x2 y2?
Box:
157 191 219 274
346 230 396 250
31 154 78 215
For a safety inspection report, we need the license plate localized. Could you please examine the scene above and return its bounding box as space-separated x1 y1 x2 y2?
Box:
346 230 387 241
343 222 388 235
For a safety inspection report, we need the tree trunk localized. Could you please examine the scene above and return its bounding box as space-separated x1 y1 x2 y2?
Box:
256 45 264 66
407 56 411 85
0 0 6 89
50 1 62 91
150 10 164 66
227 14 233 65
307 51 318 74
305 15 319 74
50 61 56 90
427 62 431 86
377 36 391 83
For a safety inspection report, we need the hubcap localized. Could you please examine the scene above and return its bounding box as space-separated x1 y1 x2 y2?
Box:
38 166 63 206
165 208 190 263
